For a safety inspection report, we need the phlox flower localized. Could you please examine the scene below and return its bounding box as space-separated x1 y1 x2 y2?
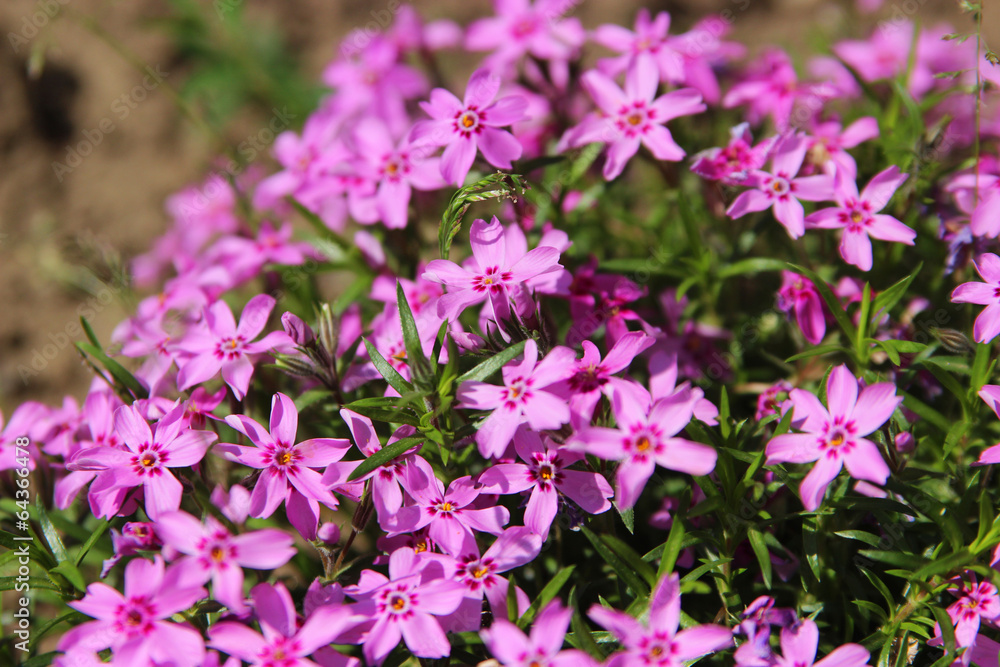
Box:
951 254 1000 344
477 426 613 535
722 48 834 130
156 510 296 615
216 392 352 540
976 385 1000 464
422 216 563 325
385 470 509 556
67 402 216 520
177 294 294 400
806 166 914 271
690 122 777 184
209 581 361 667
457 338 576 458
346 547 467 666
805 116 879 180
765 365 900 511
58 556 206 666
726 133 835 239
592 9 685 82
776 271 826 345
410 68 529 186
54 388 122 510
589 573 732 666
946 575 1000 649
769 619 869 667
560 57 705 180
568 384 717 509
482 599 600 667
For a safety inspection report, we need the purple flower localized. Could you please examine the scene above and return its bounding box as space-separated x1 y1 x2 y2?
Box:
589 573 732 666
482 599 600 667
568 385 717 509
561 57 705 180
806 116 880 180
177 294 294 400
691 122 777 184
209 581 361 667
216 393 352 540
951 253 1000 344
771 619 869 667
765 365 900 511
423 216 562 324
58 556 206 666
346 547 467 666
806 166 915 271
946 575 1000 649
67 402 215 520
776 271 827 345
457 339 576 458
726 134 834 239
478 426 613 535
410 68 528 186
385 470 509 556
156 510 296 615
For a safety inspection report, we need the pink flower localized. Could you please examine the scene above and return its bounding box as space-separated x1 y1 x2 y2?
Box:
560 57 705 180
423 216 562 324
58 556 206 666
726 134 835 239
216 393 352 540
568 385 717 509
478 426 613 535
592 9 685 82
177 294 294 400
410 68 529 186
806 165 914 271
691 122 777 184
806 116 880 180
765 365 900 511
385 470 509 556
346 547 467 666
946 575 1000 649
482 599 600 667
156 510 296 615
589 573 732 666
776 271 826 344
209 581 361 667
951 254 1000 344
67 402 215 520
723 48 834 130
770 619 869 667
457 339 576 458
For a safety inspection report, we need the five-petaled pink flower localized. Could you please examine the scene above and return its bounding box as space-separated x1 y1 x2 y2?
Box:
765 365 900 511
806 165 915 271
216 392 352 540
457 339 576 459
561 57 705 180
770 619 870 667
951 253 1000 344
177 294 294 400
156 510 296 615
423 216 563 325
726 133 834 239
410 68 529 186
58 556 206 667
482 599 600 667
589 573 733 666
946 575 1000 649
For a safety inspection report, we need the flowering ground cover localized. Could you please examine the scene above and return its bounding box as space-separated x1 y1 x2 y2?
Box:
3 1 1000 666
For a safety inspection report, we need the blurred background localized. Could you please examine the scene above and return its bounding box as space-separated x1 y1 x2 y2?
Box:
0 0 990 412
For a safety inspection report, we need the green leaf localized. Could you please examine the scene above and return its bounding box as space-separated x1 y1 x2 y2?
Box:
582 525 650 597
73 519 109 567
0 576 60 592
396 281 430 382
858 566 896 614
657 516 686 579
785 345 850 363
362 338 414 396
80 316 100 346
294 389 331 413
0 530 54 569
617 504 635 534
600 534 658 588
717 257 788 279
901 392 950 432
517 565 576 628
51 560 86 592
931 606 957 657
569 603 606 659
786 263 857 342
833 530 884 547
747 527 773 589
346 436 423 482
35 497 68 563
457 340 528 384
910 548 971 581
718 387 731 440
872 262 923 320
75 341 148 399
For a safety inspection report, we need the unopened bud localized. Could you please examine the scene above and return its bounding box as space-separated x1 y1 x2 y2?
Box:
281 312 315 346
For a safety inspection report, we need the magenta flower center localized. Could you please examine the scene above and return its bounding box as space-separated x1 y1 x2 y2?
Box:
259 636 303 663
115 596 156 636
382 154 410 182
454 106 485 136
269 446 301 473
821 419 857 457
131 444 167 476
512 16 537 39
504 377 533 407
473 266 513 293
568 363 607 393
379 585 416 619
615 101 656 137
215 336 247 361
767 176 791 198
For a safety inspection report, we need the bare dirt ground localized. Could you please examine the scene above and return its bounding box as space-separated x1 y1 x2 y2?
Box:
0 0 989 413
